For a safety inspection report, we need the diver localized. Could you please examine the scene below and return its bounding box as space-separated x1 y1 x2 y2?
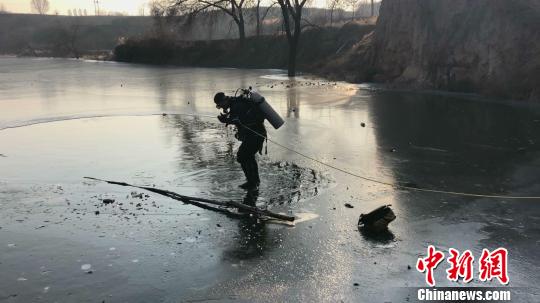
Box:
214 90 268 191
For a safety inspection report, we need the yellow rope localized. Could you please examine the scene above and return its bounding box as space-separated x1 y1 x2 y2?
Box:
3 112 538 200
238 122 540 200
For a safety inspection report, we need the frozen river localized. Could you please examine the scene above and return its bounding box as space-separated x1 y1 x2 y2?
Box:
1 57 539 302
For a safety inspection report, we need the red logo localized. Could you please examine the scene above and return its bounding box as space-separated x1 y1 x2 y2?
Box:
417 246 509 286
416 245 445 287
479 248 509 285
446 248 474 283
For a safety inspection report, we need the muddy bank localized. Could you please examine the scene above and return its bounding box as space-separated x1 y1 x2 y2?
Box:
113 23 375 70
323 0 540 101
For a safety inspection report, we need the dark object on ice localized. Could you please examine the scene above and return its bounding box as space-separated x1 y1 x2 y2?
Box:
102 198 115 205
360 122 366 127
85 177 294 221
358 205 396 232
0 153 6 157
344 203 354 208
94 211 100 215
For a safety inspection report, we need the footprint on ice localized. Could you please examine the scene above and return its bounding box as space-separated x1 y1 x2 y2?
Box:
81 264 92 271
8 244 15 247
17 277 27 281
185 237 196 243
132 259 139 263
109 247 116 251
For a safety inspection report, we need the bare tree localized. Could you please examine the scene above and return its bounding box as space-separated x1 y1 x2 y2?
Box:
345 0 359 20
168 0 250 43
326 0 342 25
150 0 168 38
276 0 309 76
0 3 7 14
30 0 49 15
67 9 72 16
254 0 276 36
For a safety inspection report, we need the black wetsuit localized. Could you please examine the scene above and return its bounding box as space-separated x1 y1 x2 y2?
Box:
219 96 266 186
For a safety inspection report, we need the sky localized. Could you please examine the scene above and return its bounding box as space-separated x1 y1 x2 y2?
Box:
2 0 150 15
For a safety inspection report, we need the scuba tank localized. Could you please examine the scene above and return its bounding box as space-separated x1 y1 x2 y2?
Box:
240 87 285 130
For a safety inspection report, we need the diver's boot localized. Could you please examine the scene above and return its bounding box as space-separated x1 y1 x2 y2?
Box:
238 190 259 213
239 181 258 191
239 182 252 189
244 183 259 192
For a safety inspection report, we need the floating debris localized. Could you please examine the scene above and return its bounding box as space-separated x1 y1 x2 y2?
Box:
102 199 115 205
358 205 396 232
345 203 354 208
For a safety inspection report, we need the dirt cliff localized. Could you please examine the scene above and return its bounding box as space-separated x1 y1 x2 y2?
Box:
328 0 540 101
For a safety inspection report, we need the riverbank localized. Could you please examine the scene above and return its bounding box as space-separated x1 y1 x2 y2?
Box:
113 22 375 72
340 0 540 101
113 0 540 102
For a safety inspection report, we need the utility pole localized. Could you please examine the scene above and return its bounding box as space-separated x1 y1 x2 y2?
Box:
371 0 374 17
